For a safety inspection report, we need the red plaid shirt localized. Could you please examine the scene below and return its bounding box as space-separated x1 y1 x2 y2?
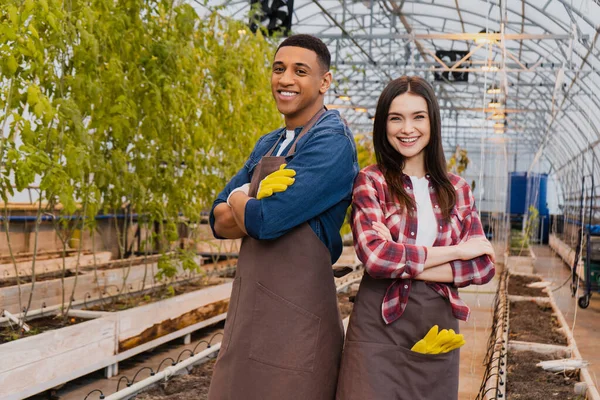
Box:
352 165 495 324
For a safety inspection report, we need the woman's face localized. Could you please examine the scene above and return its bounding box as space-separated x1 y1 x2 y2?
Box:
386 92 431 162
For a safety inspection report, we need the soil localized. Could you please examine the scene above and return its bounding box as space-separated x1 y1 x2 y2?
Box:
136 359 216 400
0 315 87 344
507 350 583 399
509 301 567 345
85 277 223 312
338 289 357 319
0 270 82 288
508 275 547 297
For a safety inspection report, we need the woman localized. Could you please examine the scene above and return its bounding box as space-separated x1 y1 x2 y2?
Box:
336 76 495 400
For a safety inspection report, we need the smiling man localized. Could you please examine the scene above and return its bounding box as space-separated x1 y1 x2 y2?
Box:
207 35 358 400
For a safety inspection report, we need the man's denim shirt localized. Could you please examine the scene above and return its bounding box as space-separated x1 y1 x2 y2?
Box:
209 110 359 264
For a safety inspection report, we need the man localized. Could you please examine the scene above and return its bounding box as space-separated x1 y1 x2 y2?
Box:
208 34 358 400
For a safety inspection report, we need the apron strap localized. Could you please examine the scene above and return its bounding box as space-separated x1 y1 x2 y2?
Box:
286 107 327 157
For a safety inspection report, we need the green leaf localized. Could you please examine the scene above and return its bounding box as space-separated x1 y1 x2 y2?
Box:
6 56 18 76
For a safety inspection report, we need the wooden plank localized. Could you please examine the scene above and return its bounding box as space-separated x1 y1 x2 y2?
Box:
0 317 116 374
549 234 585 279
0 252 112 279
0 256 208 314
117 282 232 341
0 336 115 400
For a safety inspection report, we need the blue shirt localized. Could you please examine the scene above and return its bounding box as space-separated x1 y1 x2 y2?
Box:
209 110 359 264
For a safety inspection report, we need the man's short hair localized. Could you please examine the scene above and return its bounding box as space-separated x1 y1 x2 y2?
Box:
276 34 331 72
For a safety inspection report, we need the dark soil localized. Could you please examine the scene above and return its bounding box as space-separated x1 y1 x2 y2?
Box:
137 359 216 400
0 315 87 344
508 275 547 297
509 301 567 345
507 350 583 399
509 248 530 257
85 278 223 312
338 289 357 319
0 270 82 288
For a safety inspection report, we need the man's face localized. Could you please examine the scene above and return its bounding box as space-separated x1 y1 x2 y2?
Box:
271 46 329 122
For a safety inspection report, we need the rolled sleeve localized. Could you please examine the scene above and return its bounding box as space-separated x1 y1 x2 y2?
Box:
450 187 495 287
352 170 428 279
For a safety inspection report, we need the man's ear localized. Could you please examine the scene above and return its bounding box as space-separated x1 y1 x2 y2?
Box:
319 71 333 95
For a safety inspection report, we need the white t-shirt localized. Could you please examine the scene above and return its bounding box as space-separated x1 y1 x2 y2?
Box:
275 130 295 156
410 176 438 246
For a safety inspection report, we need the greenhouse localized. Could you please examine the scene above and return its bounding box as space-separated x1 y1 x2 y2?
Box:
1 0 599 399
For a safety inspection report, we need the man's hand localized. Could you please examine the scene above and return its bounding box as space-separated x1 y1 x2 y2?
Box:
257 164 296 200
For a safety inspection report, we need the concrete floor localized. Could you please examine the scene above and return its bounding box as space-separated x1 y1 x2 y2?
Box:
532 245 600 394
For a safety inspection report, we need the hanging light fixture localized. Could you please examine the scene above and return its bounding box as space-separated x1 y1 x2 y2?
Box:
487 85 502 94
354 107 368 113
337 94 351 101
488 98 502 108
493 122 505 129
482 64 499 72
491 112 506 120
475 29 496 45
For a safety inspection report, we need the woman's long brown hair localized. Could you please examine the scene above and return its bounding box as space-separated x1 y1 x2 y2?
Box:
372 76 456 220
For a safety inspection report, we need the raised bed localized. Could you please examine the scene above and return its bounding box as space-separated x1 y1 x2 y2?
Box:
503 257 600 400
507 350 583 400
0 281 232 400
507 274 547 298
0 251 112 279
549 233 585 280
0 254 209 314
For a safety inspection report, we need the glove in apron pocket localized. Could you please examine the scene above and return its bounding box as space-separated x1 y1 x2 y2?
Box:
249 282 321 372
217 276 242 359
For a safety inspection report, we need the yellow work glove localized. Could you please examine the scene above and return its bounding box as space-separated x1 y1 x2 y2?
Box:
411 325 465 354
256 164 296 200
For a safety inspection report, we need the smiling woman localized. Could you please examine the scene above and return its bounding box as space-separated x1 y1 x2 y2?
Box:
336 76 496 400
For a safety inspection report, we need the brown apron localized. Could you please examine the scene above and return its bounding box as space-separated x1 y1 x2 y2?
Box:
336 275 459 400
209 109 344 400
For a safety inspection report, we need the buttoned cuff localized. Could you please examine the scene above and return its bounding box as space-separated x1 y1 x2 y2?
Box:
402 244 427 276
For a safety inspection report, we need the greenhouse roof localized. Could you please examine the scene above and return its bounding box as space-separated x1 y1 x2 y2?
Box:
208 0 600 184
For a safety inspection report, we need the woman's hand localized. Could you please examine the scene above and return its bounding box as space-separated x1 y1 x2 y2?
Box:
457 237 496 263
372 221 393 241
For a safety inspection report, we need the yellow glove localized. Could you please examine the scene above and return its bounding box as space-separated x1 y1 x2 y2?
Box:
411 325 465 354
257 164 296 200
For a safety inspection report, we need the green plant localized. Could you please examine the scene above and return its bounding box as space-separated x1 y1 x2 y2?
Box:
1 1 281 318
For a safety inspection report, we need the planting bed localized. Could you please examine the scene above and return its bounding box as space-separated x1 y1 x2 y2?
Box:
0 315 87 344
507 350 583 400
85 277 223 312
508 274 547 297
509 300 567 345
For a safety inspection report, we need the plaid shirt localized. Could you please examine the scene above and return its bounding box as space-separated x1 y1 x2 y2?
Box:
352 165 495 324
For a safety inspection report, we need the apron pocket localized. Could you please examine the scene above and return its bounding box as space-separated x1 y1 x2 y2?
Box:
338 340 457 400
218 276 242 358
249 282 321 372
395 344 457 399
